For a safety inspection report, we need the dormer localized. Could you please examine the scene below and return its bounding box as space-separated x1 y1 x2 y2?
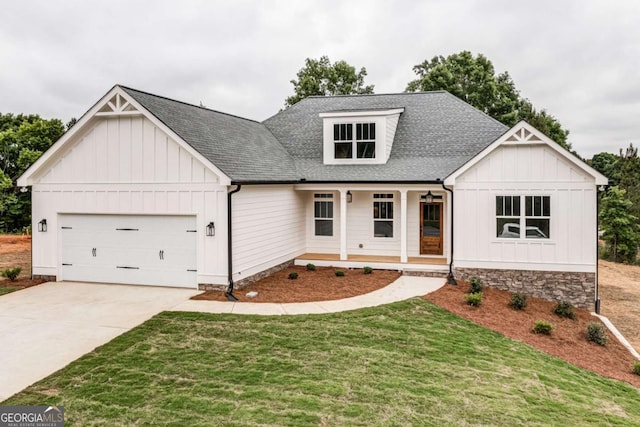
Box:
319 108 404 165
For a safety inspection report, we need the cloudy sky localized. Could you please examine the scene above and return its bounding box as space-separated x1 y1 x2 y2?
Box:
1 0 638 158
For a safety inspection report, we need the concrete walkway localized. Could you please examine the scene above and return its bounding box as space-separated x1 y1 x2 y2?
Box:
0 276 444 401
173 276 445 315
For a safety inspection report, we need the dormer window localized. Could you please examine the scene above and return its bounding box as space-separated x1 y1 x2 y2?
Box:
320 108 404 165
333 123 376 159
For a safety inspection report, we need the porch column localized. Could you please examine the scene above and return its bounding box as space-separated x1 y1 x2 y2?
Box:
339 189 348 260
400 190 408 263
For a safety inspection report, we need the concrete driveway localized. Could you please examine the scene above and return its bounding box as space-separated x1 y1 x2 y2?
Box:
0 282 200 401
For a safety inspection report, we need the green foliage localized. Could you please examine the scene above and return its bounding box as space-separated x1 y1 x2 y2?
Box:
532 320 554 335
509 293 528 310
633 361 640 376
589 151 620 187
1 267 22 281
335 270 345 277
363 266 373 275
599 186 640 263
616 144 640 221
553 301 576 319
305 263 316 271
464 292 482 307
0 113 65 232
288 272 298 280
285 55 374 107
586 322 608 346
406 51 571 150
468 276 483 294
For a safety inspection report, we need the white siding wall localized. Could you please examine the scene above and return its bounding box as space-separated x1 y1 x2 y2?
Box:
35 117 219 184
232 186 306 281
30 116 228 284
454 145 597 272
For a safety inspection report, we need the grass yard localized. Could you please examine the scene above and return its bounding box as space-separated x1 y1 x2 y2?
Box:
4 299 640 426
0 286 20 296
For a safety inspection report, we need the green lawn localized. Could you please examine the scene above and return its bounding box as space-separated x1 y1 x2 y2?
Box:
5 299 640 426
0 286 20 296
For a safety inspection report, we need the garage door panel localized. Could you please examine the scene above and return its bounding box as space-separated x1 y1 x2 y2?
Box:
60 214 198 288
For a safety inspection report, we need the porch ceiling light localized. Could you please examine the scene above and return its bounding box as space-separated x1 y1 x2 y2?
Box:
346 191 353 203
206 221 215 236
422 190 434 203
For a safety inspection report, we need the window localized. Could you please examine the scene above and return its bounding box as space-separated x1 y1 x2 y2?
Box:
333 122 376 159
373 193 393 237
496 195 550 239
525 196 550 238
314 193 333 236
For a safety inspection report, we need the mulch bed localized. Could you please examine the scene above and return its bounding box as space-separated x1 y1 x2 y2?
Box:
192 265 401 303
424 283 640 388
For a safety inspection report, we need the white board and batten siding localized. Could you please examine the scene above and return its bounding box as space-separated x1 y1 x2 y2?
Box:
453 144 597 272
231 185 306 281
30 116 229 286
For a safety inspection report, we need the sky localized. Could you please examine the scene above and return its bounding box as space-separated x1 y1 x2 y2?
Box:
1 0 638 159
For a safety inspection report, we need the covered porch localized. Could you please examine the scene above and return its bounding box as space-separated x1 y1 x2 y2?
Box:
295 183 452 273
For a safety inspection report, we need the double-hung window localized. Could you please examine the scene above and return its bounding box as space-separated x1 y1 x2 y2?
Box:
496 195 550 239
314 193 333 236
373 193 394 237
333 123 376 159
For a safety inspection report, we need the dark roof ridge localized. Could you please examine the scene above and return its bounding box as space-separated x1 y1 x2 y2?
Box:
118 84 261 124
306 90 450 99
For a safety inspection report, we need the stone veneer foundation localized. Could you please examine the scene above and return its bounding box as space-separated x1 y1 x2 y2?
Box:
32 275 56 282
453 267 596 309
198 259 294 291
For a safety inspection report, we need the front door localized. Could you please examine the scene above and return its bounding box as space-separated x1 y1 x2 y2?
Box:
420 203 443 255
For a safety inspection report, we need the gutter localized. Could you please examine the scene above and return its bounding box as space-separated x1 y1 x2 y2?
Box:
439 180 457 285
230 179 445 185
226 184 242 301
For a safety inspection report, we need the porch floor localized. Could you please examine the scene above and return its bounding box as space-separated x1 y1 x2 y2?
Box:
297 253 448 267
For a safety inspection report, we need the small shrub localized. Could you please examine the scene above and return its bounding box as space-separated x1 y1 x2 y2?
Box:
633 361 640 376
1 267 21 281
553 301 576 319
288 272 298 280
586 322 608 346
363 266 373 275
509 293 528 310
468 276 483 294
532 320 554 335
464 292 482 307
335 270 345 277
306 263 316 271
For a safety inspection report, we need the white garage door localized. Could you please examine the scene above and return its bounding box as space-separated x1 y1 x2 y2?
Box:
60 214 197 288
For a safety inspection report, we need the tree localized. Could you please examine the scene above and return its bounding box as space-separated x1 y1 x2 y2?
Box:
406 51 571 150
285 56 374 107
599 186 640 263
0 113 65 232
616 143 640 219
589 151 620 187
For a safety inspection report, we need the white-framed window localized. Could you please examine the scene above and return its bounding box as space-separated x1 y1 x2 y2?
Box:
496 195 550 239
373 193 394 238
314 193 333 236
333 122 376 159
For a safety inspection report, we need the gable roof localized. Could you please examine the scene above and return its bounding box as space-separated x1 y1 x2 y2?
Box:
120 87 299 182
263 92 509 182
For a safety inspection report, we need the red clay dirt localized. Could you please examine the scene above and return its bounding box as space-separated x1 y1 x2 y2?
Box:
0 235 44 289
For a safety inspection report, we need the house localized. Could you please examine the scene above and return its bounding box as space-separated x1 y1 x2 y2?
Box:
17 85 607 308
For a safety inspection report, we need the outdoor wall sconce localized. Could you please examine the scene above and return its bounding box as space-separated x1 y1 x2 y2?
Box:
422 190 434 203
346 191 353 203
206 221 215 236
38 219 47 232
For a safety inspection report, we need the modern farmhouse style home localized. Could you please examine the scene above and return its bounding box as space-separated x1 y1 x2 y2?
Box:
18 85 607 308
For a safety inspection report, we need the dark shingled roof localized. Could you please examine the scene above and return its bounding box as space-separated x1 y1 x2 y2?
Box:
122 86 508 183
121 86 298 181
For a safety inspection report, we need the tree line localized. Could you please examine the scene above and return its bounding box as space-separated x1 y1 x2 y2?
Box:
1 51 636 266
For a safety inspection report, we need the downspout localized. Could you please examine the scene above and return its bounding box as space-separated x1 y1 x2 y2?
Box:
595 185 604 314
440 181 457 285
226 184 242 301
